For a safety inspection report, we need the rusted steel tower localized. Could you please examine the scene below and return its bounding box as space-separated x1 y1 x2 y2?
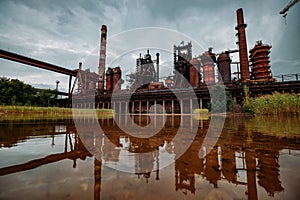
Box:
235 8 250 80
217 52 232 83
189 58 200 88
98 25 107 94
249 41 272 80
200 48 216 85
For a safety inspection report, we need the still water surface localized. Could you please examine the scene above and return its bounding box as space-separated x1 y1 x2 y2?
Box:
0 115 299 199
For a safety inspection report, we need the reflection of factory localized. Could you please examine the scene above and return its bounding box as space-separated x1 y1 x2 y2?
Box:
68 7 300 111
1 117 297 199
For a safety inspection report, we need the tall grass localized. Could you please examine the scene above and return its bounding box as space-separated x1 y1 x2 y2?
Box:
243 92 300 115
0 106 114 119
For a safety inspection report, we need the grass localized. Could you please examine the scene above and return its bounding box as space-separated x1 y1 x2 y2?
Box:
243 92 300 115
0 106 114 120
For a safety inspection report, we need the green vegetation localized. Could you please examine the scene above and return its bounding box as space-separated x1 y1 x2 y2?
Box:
0 106 114 120
243 92 300 115
208 84 233 113
0 77 57 106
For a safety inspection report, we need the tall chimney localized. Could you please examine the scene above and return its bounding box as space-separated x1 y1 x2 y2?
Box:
98 25 107 93
156 53 160 82
235 8 250 80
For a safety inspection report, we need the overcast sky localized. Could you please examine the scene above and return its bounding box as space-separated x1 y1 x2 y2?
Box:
0 0 299 91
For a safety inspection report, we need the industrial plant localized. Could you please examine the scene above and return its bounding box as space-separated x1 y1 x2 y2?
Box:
0 8 299 113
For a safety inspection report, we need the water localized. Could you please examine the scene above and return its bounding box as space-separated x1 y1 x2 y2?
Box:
0 115 299 199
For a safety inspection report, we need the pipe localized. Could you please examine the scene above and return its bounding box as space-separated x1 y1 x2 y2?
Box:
235 8 250 80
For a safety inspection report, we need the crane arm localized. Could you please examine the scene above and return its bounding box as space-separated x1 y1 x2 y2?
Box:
280 0 299 14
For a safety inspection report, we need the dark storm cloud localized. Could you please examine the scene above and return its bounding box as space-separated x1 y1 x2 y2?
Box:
0 0 299 91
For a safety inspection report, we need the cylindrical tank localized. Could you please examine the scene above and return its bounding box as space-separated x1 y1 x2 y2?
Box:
200 50 216 85
113 67 122 91
235 8 250 80
217 52 231 83
189 58 200 87
249 41 272 80
105 67 113 92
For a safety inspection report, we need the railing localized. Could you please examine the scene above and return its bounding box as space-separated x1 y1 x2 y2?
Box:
273 73 300 82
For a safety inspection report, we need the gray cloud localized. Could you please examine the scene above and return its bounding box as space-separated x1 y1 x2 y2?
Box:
0 0 299 91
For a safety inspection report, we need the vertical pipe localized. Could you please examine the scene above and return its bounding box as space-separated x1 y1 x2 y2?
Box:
98 25 107 93
236 8 250 80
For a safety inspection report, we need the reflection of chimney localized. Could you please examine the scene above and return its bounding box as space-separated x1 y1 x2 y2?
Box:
98 25 107 93
235 8 250 80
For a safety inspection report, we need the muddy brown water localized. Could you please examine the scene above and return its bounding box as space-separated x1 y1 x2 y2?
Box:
0 115 299 199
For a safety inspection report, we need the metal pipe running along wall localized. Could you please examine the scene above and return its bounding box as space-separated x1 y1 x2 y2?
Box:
236 8 250 80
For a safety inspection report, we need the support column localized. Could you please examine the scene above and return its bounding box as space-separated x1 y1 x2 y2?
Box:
171 99 174 114
139 100 142 114
180 99 183 114
200 98 203 109
162 99 165 114
190 98 193 114
119 101 122 114
131 101 135 114
146 100 149 113
154 99 157 114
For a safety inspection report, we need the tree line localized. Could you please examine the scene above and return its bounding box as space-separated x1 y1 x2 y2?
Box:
0 77 57 106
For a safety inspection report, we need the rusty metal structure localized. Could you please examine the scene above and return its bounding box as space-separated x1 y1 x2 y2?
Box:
200 48 216 85
249 41 273 80
1 7 300 111
97 25 107 94
189 58 201 87
173 41 193 88
126 50 158 91
235 8 250 81
217 50 239 83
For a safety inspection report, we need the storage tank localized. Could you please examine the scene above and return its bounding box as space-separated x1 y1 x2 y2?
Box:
113 67 122 91
200 49 216 85
105 67 113 92
249 41 272 80
189 58 200 87
217 52 231 83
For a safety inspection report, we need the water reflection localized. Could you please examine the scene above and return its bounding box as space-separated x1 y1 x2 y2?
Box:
0 115 299 199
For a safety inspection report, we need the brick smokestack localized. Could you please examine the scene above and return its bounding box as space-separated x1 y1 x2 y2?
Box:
235 8 250 80
98 25 107 93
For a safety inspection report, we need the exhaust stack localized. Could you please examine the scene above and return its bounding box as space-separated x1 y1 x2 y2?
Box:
98 25 107 93
235 8 250 80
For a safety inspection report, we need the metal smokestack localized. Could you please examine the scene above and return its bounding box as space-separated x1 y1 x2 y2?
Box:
156 53 160 82
98 25 107 93
235 8 250 80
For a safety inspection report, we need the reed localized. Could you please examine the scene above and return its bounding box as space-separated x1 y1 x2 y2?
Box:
243 92 300 115
0 106 114 117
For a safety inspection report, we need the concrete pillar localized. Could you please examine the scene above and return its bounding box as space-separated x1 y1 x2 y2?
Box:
146 100 149 113
200 98 203 109
180 99 183 114
162 99 165 114
119 102 122 114
190 98 193 114
131 101 135 114
154 99 157 114
139 100 142 114
171 99 174 114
